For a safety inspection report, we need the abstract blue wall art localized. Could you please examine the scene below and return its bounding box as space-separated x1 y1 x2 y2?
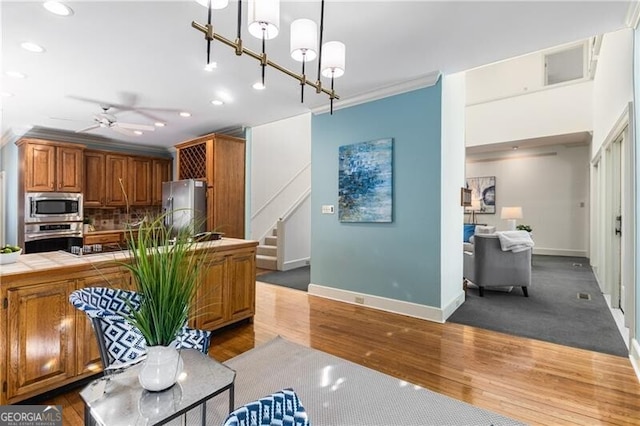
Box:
338 138 393 222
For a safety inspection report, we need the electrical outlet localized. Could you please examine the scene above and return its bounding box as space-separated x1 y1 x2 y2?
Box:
355 296 364 304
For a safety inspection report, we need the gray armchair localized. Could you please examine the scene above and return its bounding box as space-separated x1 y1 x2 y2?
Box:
463 234 531 297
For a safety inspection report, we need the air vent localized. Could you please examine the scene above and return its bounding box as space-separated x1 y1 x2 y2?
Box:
577 293 591 300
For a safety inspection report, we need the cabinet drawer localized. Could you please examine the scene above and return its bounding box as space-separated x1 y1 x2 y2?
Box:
84 233 122 245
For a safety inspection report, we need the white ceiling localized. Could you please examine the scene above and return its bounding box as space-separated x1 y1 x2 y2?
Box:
1 1 632 150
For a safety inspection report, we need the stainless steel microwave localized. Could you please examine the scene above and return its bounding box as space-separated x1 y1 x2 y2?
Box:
25 192 83 223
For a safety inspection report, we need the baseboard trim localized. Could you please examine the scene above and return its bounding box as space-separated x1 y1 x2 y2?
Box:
534 247 587 257
308 283 447 323
630 338 640 382
282 258 309 271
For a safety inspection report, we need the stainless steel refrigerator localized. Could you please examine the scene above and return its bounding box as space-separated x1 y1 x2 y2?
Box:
162 179 207 237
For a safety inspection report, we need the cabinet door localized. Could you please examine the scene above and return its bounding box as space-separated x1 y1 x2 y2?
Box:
76 271 131 375
129 157 152 206
226 250 256 321
152 159 172 205
84 152 106 207
191 255 227 330
6 280 76 401
56 146 83 192
105 154 129 206
24 143 55 192
210 137 246 238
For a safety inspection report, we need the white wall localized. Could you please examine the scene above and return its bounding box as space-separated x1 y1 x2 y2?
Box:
280 195 310 270
441 72 466 317
592 28 634 158
250 113 311 243
466 81 593 147
466 144 590 257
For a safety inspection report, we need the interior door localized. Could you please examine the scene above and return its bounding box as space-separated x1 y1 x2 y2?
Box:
612 135 623 312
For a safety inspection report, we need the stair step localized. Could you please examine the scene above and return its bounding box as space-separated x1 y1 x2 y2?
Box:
256 254 277 270
264 235 277 246
271 228 278 237
257 245 277 256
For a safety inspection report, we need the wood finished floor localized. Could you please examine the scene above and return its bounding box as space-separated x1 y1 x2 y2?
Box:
39 277 640 425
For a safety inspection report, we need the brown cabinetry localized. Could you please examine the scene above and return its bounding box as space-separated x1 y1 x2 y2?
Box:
0 240 256 404
6 279 77 401
152 158 172 205
176 133 246 238
18 139 84 192
84 150 170 208
191 246 256 330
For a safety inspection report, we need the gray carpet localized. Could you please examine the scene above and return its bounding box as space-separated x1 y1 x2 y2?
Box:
258 266 310 291
201 337 523 425
449 255 629 357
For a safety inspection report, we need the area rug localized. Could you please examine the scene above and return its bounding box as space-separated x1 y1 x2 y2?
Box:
196 336 523 425
449 255 628 357
258 266 310 291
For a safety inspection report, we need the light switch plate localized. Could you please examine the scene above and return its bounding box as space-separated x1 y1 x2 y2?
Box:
321 205 335 214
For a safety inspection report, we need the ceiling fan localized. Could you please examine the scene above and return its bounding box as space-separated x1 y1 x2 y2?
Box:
76 105 155 135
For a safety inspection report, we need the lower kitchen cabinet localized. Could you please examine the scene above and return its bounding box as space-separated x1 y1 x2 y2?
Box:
0 239 256 404
6 279 77 401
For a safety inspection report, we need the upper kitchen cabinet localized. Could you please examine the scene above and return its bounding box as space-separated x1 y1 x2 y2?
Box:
17 139 84 192
84 150 171 208
175 133 245 238
83 151 129 207
152 158 172 206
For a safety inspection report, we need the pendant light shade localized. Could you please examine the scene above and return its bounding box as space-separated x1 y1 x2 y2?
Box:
321 41 345 78
290 18 318 62
248 0 280 40
196 0 229 9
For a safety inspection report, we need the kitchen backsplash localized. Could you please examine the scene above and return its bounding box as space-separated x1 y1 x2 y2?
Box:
85 207 162 230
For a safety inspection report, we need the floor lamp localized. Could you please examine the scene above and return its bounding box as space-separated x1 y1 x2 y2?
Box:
501 206 523 231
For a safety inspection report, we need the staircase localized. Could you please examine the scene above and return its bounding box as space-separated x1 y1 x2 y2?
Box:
256 228 278 270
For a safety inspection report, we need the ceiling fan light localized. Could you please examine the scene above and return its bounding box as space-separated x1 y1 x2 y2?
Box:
290 19 318 62
195 0 229 9
321 41 346 78
43 1 73 16
248 0 280 40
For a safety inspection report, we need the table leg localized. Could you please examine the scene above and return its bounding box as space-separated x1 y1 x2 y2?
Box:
229 383 235 413
201 401 206 425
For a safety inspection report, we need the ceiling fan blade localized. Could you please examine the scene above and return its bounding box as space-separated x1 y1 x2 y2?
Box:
112 126 136 136
75 124 100 133
49 116 85 122
115 122 155 132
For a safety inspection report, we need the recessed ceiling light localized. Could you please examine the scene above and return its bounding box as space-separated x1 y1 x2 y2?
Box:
133 130 143 136
5 71 26 79
252 82 266 90
179 112 191 118
43 1 74 16
1 92 14 97
512 146 519 150
204 62 217 72
211 100 224 106
21 42 46 53
154 122 166 127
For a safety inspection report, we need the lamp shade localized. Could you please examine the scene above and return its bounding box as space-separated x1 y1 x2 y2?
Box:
321 41 345 78
290 18 318 62
196 0 229 9
500 206 523 220
248 0 280 40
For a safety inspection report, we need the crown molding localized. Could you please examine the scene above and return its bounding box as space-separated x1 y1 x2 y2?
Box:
2 126 171 156
625 1 640 29
312 71 441 115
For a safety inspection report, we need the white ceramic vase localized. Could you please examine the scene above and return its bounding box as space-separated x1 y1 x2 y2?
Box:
138 345 184 392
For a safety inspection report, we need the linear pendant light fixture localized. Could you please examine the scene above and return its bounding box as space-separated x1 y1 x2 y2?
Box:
192 0 344 113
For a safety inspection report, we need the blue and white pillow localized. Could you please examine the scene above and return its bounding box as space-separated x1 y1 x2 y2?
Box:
223 388 309 426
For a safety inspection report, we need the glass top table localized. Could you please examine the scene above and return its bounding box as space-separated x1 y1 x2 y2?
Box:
80 349 236 426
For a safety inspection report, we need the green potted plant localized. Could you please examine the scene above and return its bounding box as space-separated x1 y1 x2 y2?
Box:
120 212 207 391
516 224 532 233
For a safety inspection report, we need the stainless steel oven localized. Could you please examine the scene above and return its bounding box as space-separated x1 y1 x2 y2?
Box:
24 222 83 254
25 192 83 223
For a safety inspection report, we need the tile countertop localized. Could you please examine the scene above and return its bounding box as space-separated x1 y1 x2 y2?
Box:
0 238 258 279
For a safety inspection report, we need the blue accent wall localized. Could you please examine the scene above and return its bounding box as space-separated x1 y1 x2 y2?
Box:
311 84 443 307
